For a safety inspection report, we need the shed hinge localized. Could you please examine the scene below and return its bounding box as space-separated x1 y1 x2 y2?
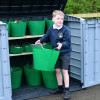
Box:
2 60 8 63
3 86 11 89
5 87 11 89
4 74 9 76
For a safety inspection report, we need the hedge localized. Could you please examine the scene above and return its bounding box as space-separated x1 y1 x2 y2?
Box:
64 0 100 14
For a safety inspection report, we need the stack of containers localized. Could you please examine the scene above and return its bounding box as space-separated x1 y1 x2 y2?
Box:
33 41 60 89
24 44 33 52
27 19 45 35
10 18 58 89
10 67 22 89
10 20 27 37
31 20 60 89
42 42 58 89
9 45 24 54
45 19 54 30
24 64 43 86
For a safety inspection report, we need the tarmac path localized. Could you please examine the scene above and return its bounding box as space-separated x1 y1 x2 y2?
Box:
28 84 100 100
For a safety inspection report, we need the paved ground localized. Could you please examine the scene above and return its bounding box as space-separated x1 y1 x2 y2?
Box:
28 84 100 100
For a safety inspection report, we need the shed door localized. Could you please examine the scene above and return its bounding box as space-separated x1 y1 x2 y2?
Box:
0 24 12 100
83 19 100 88
64 17 84 84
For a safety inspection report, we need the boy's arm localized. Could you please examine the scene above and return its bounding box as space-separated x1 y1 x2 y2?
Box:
62 29 71 48
40 29 50 43
35 29 50 44
35 40 41 44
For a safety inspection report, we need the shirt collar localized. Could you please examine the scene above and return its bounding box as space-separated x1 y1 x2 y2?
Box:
53 24 63 30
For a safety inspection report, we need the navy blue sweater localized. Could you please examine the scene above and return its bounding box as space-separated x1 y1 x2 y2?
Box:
40 25 72 55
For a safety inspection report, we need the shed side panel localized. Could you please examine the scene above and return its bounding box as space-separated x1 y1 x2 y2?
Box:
83 19 100 88
0 27 3 96
64 21 83 81
0 23 12 100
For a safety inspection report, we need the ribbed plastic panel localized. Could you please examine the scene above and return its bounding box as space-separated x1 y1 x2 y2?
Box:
0 0 67 16
0 22 12 100
83 19 100 88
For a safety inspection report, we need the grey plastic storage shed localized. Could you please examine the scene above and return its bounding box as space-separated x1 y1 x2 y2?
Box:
0 0 100 100
1 15 100 100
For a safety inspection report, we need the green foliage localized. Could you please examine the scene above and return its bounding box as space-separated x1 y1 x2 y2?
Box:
85 17 100 19
64 0 100 14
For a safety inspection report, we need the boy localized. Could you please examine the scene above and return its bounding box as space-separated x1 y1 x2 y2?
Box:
35 10 72 99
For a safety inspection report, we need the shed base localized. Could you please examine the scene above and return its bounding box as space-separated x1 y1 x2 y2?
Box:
12 77 82 100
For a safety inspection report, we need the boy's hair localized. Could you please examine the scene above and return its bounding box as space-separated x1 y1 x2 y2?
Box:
52 10 64 17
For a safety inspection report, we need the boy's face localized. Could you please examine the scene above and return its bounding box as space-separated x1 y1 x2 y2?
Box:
52 14 64 27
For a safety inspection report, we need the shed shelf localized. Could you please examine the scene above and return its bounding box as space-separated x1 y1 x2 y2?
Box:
9 52 33 57
8 35 44 40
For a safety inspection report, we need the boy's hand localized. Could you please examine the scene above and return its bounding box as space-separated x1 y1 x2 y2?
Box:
57 43 62 50
35 40 40 44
